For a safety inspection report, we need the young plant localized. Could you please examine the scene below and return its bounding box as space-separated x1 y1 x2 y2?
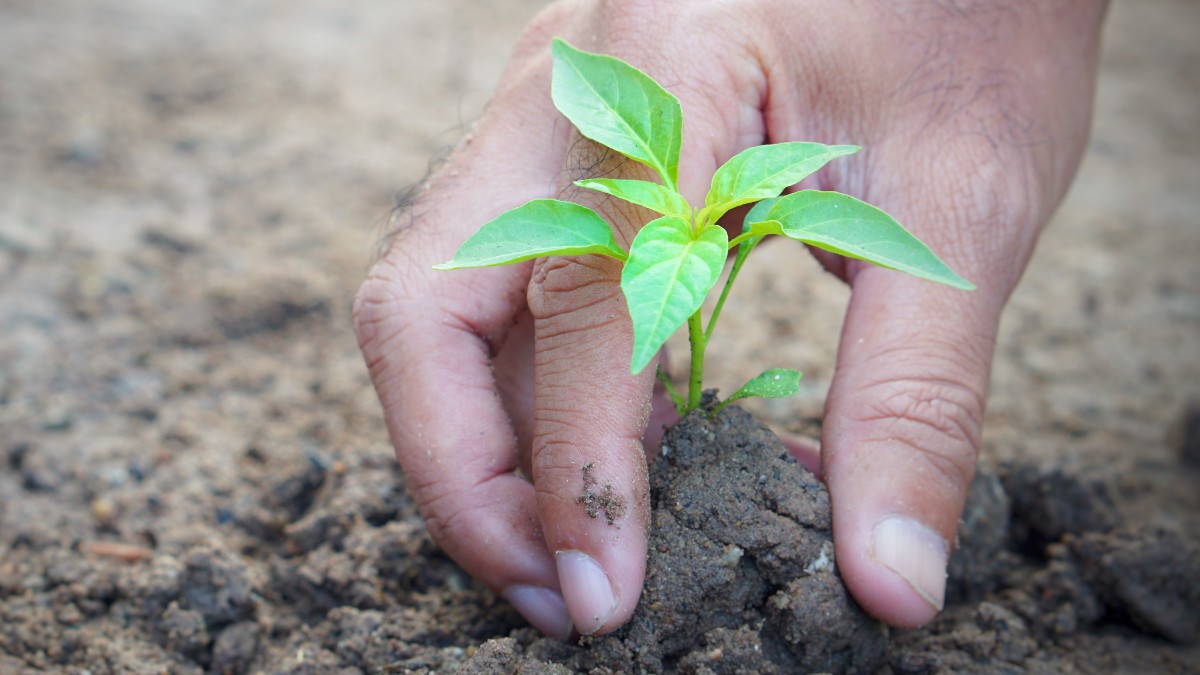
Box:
435 39 973 416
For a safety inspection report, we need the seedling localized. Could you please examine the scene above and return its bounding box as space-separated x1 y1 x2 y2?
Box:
436 39 973 415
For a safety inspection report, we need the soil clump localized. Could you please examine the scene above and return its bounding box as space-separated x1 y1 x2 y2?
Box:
460 406 1200 674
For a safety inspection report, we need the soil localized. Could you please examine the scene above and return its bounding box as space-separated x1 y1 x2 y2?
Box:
2 0 1199 674
459 406 1200 674
546 402 887 674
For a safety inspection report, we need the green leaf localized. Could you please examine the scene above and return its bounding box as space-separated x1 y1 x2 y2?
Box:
551 38 683 190
766 191 975 290
725 197 783 250
712 368 802 415
706 143 859 221
575 178 691 219
743 197 781 232
621 217 727 374
729 368 802 402
433 199 625 270
745 220 785 238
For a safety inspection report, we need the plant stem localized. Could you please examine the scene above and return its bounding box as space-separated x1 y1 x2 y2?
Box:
705 236 760 342
725 232 756 249
687 309 706 411
655 364 687 416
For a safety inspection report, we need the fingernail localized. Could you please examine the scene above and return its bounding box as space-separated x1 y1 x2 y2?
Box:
503 585 573 640
870 516 948 611
555 550 617 635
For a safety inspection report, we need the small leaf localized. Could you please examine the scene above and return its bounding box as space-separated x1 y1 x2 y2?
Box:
743 197 782 232
746 220 784 238
766 191 975 290
724 197 784 250
621 217 727 374
712 368 802 416
576 178 691 218
728 368 802 402
433 199 625 270
706 143 859 221
551 38 683 190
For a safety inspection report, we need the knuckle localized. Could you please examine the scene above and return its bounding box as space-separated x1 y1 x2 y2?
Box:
852 372 984 489
909 135 1044 284
416 491 466 551
861 375 983 447
351 273 392 350
528 257 624 325
408 471 483 550
352 257 421 352
942 139 1037 232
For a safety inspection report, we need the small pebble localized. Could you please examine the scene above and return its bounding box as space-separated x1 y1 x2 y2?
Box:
90 497 116 523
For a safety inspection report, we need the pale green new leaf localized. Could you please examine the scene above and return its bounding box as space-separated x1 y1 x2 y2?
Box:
743 196 781 231
739 194 787 241
576 178 691 219
767 191 975 290
706 143 859 221
433 199 625 270
551 38 683 190
621 217 727 374
729 368 802 402
726 197 782 252
746 220 785 238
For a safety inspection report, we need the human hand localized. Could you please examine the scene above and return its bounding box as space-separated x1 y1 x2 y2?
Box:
354 0 1108 636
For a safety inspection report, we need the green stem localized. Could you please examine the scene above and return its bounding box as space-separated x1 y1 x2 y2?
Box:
705 235 761 342
655 364 687 416
710 395 735 418
726 232 756 249
687 309 706 411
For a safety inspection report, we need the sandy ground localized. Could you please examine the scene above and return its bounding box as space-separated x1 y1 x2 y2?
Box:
1 0 1198 673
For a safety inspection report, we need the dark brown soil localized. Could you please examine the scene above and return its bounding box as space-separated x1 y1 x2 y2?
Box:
541 402 888 674
2 0 1199 673
458 406 1200 674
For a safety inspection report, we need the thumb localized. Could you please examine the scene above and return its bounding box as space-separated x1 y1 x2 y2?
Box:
823 267 997 628
527 252 656 636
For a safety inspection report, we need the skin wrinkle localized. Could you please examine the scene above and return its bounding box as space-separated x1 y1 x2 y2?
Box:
442 307 509 361
535 311 627 344
532 269 620 297
530 282 625 332
534 333 628 367
533 349 633 388
853 431 976 502
863 1 1103 248
351 277 397 349
845 330 994 398
939 151 1035 284
534 380 640 431
858 379 985 449
864 5 1040 177
408 439 520 508
418 481 526 560
534 466 635 525
855 325 994 378
358 319 442 410
534 448 642 502
561 138 629 187
557 137 666 250
375 181 427 262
